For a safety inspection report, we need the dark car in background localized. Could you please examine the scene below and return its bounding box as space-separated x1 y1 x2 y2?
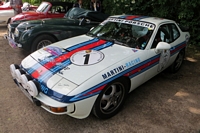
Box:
5 8 109 52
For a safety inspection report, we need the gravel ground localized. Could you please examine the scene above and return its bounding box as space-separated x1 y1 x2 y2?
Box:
0 24 200 133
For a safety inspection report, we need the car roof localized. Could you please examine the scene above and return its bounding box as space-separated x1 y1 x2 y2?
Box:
109 15 174 26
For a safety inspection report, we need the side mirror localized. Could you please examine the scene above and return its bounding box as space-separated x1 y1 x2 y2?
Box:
155 42 171 53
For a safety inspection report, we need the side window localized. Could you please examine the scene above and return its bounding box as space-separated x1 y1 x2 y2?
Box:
171 24 180 41
151 24 171 48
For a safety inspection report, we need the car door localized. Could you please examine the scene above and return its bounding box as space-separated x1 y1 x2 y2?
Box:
144 23 172 81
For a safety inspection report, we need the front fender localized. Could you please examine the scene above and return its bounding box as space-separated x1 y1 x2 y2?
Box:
19 26 66 51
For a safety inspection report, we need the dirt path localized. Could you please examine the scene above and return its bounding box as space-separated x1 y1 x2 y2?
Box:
0 24 200 133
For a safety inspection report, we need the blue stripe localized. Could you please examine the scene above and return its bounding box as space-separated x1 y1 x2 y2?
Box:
133 16 149 20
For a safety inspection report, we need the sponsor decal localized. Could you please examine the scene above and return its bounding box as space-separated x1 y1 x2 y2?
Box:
43 46 63 56
102 65 125 80
106 17 155 30
125 58 141 68
102 57 141 80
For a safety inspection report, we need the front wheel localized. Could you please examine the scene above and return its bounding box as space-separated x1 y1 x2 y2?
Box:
31 34 56 53
92 78 128 119
170 49 185 73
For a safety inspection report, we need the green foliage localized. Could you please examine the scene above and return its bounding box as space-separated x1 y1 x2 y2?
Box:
21 0 200 46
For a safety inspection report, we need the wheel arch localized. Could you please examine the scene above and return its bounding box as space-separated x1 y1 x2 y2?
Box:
28 32 59 52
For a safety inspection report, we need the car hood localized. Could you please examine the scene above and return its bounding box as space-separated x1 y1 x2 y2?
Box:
18 18 77 28
11 11 41 21
0 7 12 10
21 35 142 87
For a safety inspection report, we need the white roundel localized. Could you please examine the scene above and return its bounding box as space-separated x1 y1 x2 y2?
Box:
70 50 104 66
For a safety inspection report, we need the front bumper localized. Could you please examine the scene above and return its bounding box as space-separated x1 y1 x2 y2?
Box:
10 64 75 115
4 34 22 48
14 78 75 115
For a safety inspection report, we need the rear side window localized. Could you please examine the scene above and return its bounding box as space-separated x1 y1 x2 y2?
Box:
171 24 180 40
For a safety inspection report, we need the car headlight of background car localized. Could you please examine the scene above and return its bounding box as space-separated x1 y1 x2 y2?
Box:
14 28 19 37
7 24 11 32
7 24 12 37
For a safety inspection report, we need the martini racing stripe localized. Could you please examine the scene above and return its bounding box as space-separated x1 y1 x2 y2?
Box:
133 16 149 21
38 59 71 83
117 15 149 20
170 41 186 56
43 40 107 70
66 38 99 51
38 41 113 84
27 38 100 74
124 54 160 78
31 39 107 79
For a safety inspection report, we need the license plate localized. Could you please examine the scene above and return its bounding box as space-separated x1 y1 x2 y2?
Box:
8 38 17 48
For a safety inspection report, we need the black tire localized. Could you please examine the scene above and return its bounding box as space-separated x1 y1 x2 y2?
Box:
31 34 56 53
7 18 11 24
170 49 185 73
92 78 129 119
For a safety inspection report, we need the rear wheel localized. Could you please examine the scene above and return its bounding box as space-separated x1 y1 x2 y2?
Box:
92 78 128 119
170 49 185 73
31 34 56 53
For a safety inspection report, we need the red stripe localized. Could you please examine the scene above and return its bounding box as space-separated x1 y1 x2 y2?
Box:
171 43 186 55
31 40 106 78
83 84 106 97
126 15 141 20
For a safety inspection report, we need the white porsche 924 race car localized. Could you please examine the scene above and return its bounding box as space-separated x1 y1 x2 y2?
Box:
10 15 190 119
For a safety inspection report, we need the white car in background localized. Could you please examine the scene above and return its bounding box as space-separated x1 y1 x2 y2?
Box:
0 2 37 24
0 2 14 24
10 15 190 119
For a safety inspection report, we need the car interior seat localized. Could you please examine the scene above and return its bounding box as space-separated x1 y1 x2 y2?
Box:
56 7 61 13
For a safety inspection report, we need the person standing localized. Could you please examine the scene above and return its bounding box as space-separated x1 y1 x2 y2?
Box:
73 0 82 8
90 0 102 12
10 0 23 15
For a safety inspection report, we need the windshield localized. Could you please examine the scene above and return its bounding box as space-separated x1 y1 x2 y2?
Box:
87 18 155 50
36 2 49 13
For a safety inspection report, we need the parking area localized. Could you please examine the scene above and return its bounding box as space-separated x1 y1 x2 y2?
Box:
0 24 200 133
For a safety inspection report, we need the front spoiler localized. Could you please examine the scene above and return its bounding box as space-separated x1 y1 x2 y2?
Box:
13 78 75 115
